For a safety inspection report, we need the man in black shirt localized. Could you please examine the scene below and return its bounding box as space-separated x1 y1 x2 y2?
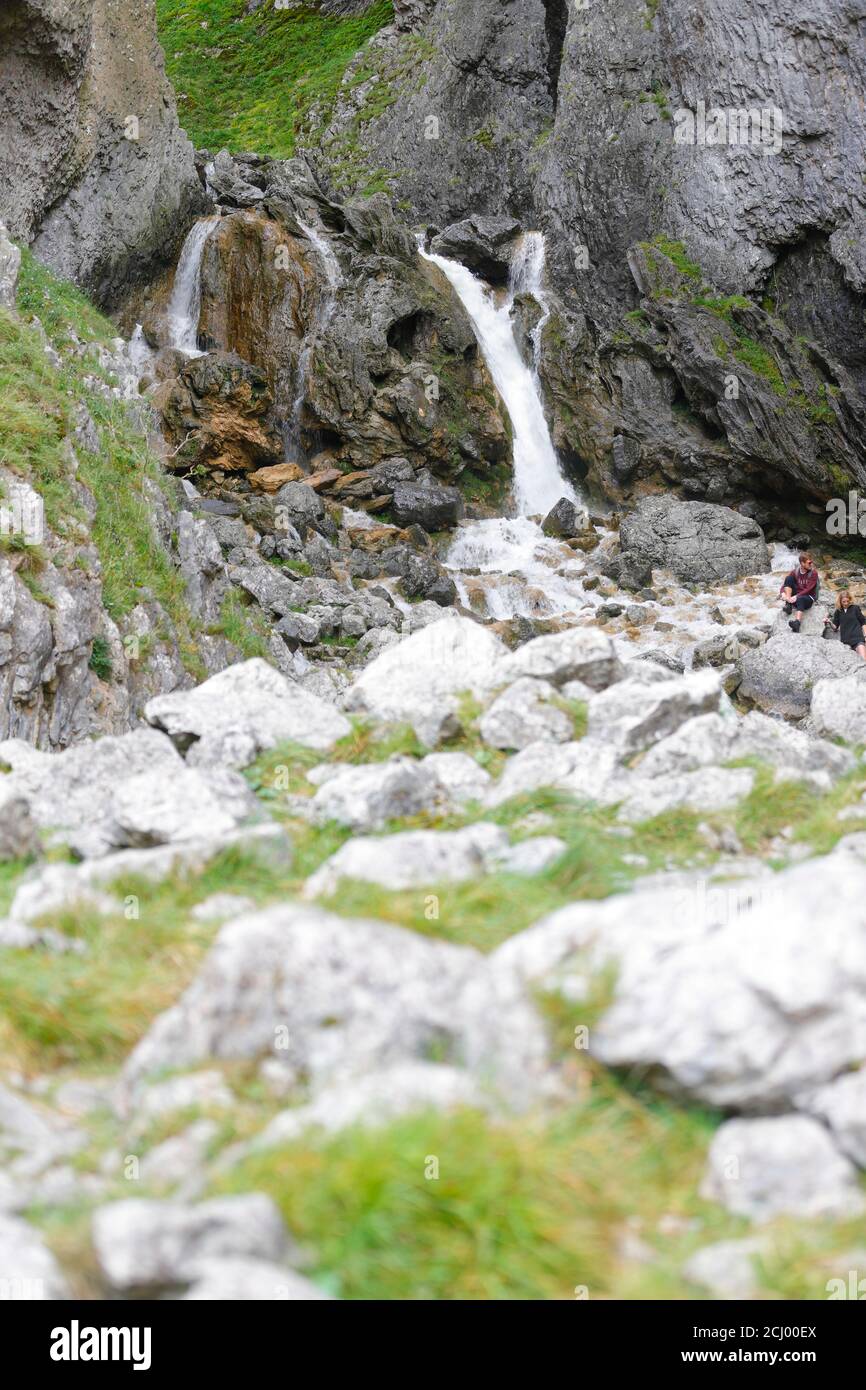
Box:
827 591 866 659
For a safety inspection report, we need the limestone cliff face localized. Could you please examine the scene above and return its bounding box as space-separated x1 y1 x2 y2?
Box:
323 0 865 336
320 0 556 227
0 0 206 306
539 0 866 342
318 0 866 506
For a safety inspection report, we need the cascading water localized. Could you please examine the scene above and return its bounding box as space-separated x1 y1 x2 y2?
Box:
166 216 220 356
286 219 344 457
125 323 155 393
419 231 590 622
420 236 576 519
509 230 551 374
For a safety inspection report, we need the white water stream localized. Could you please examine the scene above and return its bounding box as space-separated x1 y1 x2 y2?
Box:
419 231 594 622
509 230 552 372
420 233 576 519
166 216 220 356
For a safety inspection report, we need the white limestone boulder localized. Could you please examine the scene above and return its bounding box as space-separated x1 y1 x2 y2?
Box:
123 904 550 1110
479 677 574 750
145 658 350 766
491 836 866 1110
342 615 507 746
700 1116 864 1222
92 1195 293 1291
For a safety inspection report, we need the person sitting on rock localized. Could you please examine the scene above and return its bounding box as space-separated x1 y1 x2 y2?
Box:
779 552 818 632
825 590 866 660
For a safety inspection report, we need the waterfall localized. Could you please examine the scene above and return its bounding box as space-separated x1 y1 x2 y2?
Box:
125 323 154 394
509 230 551 374
417 231 589 622
287 219 344 455
419 233 578 518
166 216 219 356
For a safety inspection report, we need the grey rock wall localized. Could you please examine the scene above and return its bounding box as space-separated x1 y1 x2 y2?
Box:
0 0 207 306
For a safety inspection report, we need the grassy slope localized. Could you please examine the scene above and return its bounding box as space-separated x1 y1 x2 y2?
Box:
6 712 866 1297
156 0 394 157
2 252 203 672
3 250 279 675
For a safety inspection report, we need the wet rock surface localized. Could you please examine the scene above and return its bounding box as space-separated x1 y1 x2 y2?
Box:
619 498 770 584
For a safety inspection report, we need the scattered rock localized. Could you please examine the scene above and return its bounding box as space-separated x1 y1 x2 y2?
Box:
738 636 862 719
191 893 257 923
108 765 260 849
6 824 290 926
305 823 511 896
180 1258 333 1301
701 1116 864 1222
496 836 566 874
491 836 866 1110
619 498 769 584
586 671 722 755
504 628 623 691
252 1062 487 1149
486 739 606 807
249 462 303 492
541 497 588 539
343 616 507 746
146 658 351 765
421 752 492 806
0 728 184 856
309 751 490 831
480 678 574 750
136 1071 235 1123
0 1213 70 1300
682 1237 770 1300
124 904 549 1109
637 709 853 791
140 1120 219 1193
616 766 755 823
811 669 866 744
390 482 464 531
692 629 765 669
92 1195 293 1292
801 1070 866 1168
0 1082 85 1173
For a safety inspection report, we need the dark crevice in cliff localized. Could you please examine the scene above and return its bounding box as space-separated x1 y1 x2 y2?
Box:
768 231 866 386
542 0 569 108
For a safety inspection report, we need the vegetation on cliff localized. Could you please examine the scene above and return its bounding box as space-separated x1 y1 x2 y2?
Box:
156 0 394 157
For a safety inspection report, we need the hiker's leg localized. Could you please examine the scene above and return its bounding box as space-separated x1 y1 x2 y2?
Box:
857 644 866 661
780 587 794 614
795 597 811 636
789 595 812 630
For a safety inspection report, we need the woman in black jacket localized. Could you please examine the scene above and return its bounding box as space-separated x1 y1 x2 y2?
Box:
827 591 866 659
